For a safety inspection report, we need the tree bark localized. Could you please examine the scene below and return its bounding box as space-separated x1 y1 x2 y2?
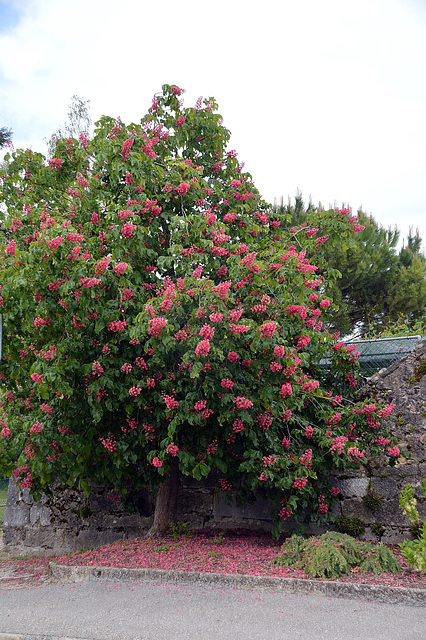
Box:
148 458 180 535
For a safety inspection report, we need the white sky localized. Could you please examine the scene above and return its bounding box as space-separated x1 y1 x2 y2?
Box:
0 0 425 249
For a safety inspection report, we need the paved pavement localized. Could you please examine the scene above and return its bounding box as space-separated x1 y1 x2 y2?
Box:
0 569 425 640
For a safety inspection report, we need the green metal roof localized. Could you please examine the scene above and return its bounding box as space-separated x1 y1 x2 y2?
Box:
345 335 423 377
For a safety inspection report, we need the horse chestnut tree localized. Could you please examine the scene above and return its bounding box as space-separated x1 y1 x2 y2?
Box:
0 84 397 536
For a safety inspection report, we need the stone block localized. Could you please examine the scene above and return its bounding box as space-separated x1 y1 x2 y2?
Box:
336 476 369 498
213 493 273 520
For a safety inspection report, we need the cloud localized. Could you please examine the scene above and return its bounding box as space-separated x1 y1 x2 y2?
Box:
0 0 425 243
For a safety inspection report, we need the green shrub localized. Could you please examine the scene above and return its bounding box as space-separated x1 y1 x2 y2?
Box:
399 480 426 573
371 522 385 538
273 531 401 579
169 521 191 539
335 515 366 537
363 484 383 511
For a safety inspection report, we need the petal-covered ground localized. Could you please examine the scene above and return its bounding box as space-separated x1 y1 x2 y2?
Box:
50 529 426 590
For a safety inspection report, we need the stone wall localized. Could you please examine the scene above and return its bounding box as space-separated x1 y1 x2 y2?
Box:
2 474 276 556
3 338 426 555
333 336 426 543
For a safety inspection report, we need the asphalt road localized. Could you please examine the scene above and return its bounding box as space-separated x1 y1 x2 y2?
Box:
0 578 425 640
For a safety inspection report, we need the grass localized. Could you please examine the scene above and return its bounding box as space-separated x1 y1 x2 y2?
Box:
0 479 8 526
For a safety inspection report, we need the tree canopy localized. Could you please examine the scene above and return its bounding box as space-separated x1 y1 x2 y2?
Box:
0 126 13 150
275 195 426 337
0 85 398 536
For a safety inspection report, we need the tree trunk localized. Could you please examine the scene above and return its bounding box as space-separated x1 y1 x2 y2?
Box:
148 458 180 535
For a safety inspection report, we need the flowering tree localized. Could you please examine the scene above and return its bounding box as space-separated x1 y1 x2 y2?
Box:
0 85 398 536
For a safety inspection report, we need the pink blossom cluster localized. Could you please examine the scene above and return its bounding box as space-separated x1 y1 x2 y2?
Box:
259 322 278 338
375 436 390 445
326 412 342 425
233 419 244 433
209 312 223 322
40 404 54 415
347 446 364 460
212 281 231 299
233 396 253 409
195 340 210 356
29 422 43 434
199 324 214 340
218 478 232 491
175 114 186 127
174 328 188 341
387 446 400 457
121 138 134 160
301 378 319 392
92 361 104 376
48 236 64 251
121 363 132 374
48 158 62 169
330 435 348 454
229 323 250 335
293 476 308 490
152 457 163 467
147 378 155 388
34 316 50 327
176 182 190 195
253 210 268 224
194 400 207 412
80 277 101 288
1 425 11 437
305 425 314 438
99 433 116 452
113 262 128 276
254 412 273 430
377 403 395 418
5 240 16 256
318 495 328 514
122 288 134 300
305 279 322 289
135 357 147 370
129 386 142 396
95 256 110 274
262 455 277 467
279 383 292 398
296 335 310 349
273 345 285 358
163 395 179 410
166 442 179 456
76 172 88 188
221 379 234 390
108 320 127 331
121 222 137 238
192 265 203 279
206 440 218 455
30 373 44 383
299 448 312 468
148 317 168 337
228 308 243 322
118 209 133 220
279 506 291 519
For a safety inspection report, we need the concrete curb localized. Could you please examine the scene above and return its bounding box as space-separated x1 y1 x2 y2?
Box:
0 635 86 640
49 561 426 607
